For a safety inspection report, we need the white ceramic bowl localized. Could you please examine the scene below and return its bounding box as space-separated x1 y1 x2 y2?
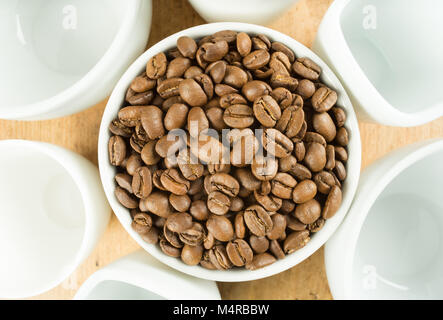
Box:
188 0 299 25
313 0 443 126
98 22 361 282
74 250 220 300
0 140 110 298
0 0 152 120
325 139 443 299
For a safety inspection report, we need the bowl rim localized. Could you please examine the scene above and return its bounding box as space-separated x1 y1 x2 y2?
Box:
315 0 443 126
0 139 109 298
98 22 362 282
0 0 143 120
325 138 443 299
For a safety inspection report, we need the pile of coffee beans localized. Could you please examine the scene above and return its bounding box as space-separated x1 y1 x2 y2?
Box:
108 30 349 270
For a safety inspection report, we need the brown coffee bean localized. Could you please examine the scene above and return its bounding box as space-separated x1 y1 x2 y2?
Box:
269 240 286 259
244 205 273 237
179 79 208 107
206 173 240 197
130 75 156 93
236 32 252 57
169 194 191 212
252 34 271 50
334 146 348 162
294 141 306 162
234 167 261 191
115 173 133 194
271 42 295 62
187 106 209 136
201 40 229 62
206 107 227 131
159 237 181 257
313 171 336 194
286 215 307 231
304 142 326 172
109 119 133 138
245 253 276 270
253 95 281 127
243 49 270 70
229 197 244 212
185 66 203 79
160 168 190 195
242 80 272 102
334 160 347 181
177 36 197 58
254 190 282 212
140 106 165 140
276 106 304 139
335 127 349 147
115 186 138 209
207 191 231 215
141 191 173 218
313 112 336 143
292 57 321 81
223 65 248 88
262 128 294 158
311 86 337 112
157 77 182 99
188 200 209 221
331 107 346 127
167 57 191 79
223 104 254 128
109 135 126 166
296 79 316 99
249 235 269 254
164 103 189 130
271 173 296 199
118 106 144 127
206 215 234 242
166 212 193 233
146 52 167 79
206 60 227 84
322 185 342 219
141 140 161 165
132 167 153 199
267 213 287 240
209 244 233 270
163 223 184 248
294 199 321 224
181 244 203 265
292 180 317 204
179 222 205 246
140 227 159 244
304 132 327 147
251 155 278 181
226 239 253 267
308 218 325 232
280 199 296 214
283 230 310 254
131 213 152 234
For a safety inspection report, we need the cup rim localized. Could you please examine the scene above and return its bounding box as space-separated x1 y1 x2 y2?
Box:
325 138 443 299
0 0 143 120
315 0 443 126
0 139 106 298
98 22 362 282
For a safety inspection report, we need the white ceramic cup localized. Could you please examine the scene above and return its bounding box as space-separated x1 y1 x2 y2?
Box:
188 0 299 25
0 0 152 120
98 22 362 282
313 0 443 126
325 138 443 299
0 140 111 298
74 250 220 300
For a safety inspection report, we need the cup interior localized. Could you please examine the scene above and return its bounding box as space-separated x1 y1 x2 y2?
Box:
81 280 165 300
0 0 127 111
0 142 86 297
340 0 443 113
351 148 443 299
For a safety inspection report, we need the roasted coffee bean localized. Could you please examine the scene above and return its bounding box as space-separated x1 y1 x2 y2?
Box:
223 104 254 128
167 57 191 78
157 77 182 99
200 251 216 269
206 173 240 197
141 140 161 165
243 49 270 70
269 239 286 259
235 167 261 191
245 253 276 270
313 171 336 194
187 106 209 136
266 213 287 240
214 83 238 96
335 127 349 147
185 65 203 79
206 215 234 242
271 173 296 199
242 80 272 102
249 235 269 254
308 218 325 232
115 173 133 194
115 186 138 209
189 200 210 221
109 119 132 137
207 191 231 215
313 112 336 142
270 72 298 91
164 103 189 130
276 106 304 138
253 95 281 127
292 180 317 204
331 107 346 127
271 42 295 62
206 107 227 131
334 160 347 181
127 90 155 106
251 155 278 181
304 132 327 147
132 167 153 199
146 52 167 79
226 239 253 267
254 190 282 212
292 57 321 81
283 230 310 254
130 75 156 93
234 211 246 239
160 237 181 257
166 212 193 233
109 135 126 166
223 65 248 88
209 244 233 270
236 32 252 57
131 213 152 234
304 142 326 172
229 197 244 212
311 86 337 112
181 244 203 265
294 141 306 162
280 199 296 215
118 106 144 127
169 194 191 212
296 79 316 99
177 36 197 58
220 93 247 108
206 60 227 84
179 79 208 107
262 128 294 158
322 185 342 219
286 215 307 231
160 168 190 195
140 227 159 244
244 205 273 237
201 40 229 62
294 199 321 224
325 144 336 170
140 191 173 218
252 34 271 50
179 222 205 246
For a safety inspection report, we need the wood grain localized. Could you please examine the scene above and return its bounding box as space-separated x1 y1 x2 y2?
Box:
1 0 442 300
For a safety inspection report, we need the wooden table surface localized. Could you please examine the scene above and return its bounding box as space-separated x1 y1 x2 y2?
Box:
2 0 442 300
